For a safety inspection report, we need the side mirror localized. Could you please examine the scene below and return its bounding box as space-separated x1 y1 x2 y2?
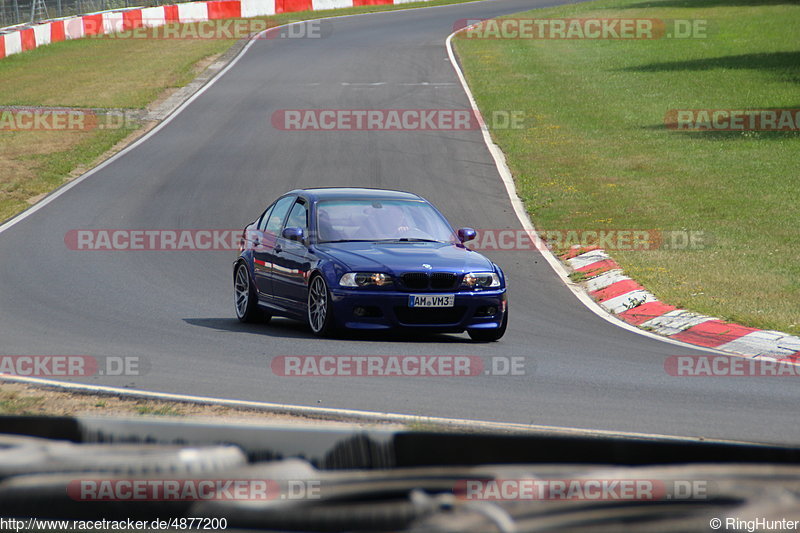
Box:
282 227 305 242
457 227 477 243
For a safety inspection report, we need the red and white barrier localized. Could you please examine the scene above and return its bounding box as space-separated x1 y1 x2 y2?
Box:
311 0 352 12
102 10 125 33
140 7 167 28
64 18 84 39
32 23 52 46
177 2 209 23
0 0 423 60
3 31 22 56
241 0 275 16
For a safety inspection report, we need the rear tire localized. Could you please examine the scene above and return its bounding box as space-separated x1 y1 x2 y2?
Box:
468 310 507 342
308 274 336 337
234 263 271 323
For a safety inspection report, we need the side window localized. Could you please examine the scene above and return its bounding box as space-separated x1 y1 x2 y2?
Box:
284 200 308 232
257 203 275 232
264 196 295 236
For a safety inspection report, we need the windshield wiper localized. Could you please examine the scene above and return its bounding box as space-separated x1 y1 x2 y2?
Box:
319 239 377 243
375 238 444 243
321 238 445 244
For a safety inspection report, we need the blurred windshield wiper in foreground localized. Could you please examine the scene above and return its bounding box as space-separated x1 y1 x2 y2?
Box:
377 238 446 243
1 416 799 532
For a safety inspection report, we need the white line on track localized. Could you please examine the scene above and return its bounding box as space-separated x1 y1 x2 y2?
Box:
0 373 743 442
445 26 727 355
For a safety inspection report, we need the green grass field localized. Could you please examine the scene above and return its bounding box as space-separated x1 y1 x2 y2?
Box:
0 0 473 222
454 0 799 335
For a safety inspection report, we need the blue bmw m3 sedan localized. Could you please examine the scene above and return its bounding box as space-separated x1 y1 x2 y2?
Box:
233 188 507 341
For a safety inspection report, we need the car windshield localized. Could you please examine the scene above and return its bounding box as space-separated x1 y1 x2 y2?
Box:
316 199 457 243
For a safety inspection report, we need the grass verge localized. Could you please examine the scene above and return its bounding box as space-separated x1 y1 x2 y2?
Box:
0 124 139 221
0 381 366 423
454 0 799 335
0 381 460 433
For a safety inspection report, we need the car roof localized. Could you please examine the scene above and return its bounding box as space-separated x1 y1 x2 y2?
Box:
288 187 423 202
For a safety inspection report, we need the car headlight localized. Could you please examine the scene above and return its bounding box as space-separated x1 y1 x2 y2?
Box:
340 272 393 287
461 272 500 288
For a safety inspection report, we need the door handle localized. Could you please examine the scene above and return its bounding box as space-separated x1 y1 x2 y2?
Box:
274 244 282 253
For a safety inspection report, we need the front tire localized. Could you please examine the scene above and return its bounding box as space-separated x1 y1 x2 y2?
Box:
308 274 336 337
235 263 270 323
468 310 508 342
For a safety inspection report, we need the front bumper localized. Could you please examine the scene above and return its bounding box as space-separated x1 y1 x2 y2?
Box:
329 287 507 332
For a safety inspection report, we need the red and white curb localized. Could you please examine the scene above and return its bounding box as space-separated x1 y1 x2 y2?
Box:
563 247 800 363
0 0 420 60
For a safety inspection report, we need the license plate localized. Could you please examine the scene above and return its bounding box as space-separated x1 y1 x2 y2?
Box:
408 294 455 308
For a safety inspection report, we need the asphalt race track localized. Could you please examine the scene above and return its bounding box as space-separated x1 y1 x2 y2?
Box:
1 0 798 444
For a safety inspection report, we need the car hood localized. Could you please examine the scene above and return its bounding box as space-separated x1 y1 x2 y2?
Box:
314 241 495 274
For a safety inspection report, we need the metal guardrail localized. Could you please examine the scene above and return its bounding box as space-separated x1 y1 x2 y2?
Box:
0 0 192 28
